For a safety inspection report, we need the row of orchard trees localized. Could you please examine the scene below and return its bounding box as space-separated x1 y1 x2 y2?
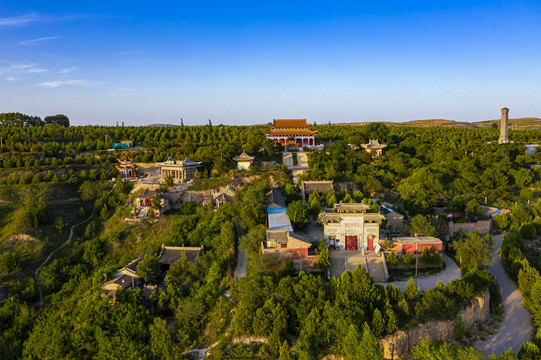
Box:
0 113 69 127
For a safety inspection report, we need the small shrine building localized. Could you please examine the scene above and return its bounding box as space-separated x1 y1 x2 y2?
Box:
318 202 385 251
265 119 317 149
361 139 387 157
232 150 255 170
116 153 137 179
157 156 201 183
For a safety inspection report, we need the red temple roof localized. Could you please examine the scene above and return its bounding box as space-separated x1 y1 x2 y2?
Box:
118 153 133 162
265 129 317 136
269 119 312 129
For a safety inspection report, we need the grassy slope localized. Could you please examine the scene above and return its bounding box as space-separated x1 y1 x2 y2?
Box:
0 182 94 284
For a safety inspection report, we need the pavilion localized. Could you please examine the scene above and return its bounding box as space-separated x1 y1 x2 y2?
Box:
265 119 317 149
232 150 255 170
361 139 387 157
157 156 201 183
116 153 137 179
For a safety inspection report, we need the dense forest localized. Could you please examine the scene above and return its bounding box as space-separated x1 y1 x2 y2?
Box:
1 116 541 358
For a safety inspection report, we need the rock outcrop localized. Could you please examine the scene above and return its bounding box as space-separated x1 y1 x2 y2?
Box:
380 289 490 359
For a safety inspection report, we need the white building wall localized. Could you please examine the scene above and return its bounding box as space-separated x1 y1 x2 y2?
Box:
322 214 381 251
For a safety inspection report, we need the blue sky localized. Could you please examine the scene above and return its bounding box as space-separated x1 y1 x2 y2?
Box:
0 1 540 126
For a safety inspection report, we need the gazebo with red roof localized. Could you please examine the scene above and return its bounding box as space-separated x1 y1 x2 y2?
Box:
116 153 137 179
265 119 317 149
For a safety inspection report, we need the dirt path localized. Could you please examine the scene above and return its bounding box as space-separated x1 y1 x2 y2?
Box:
476 234 533 356
34 212 95 308
34 183 116 309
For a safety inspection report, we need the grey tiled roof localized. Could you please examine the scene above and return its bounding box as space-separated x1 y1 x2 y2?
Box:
158 246 202 264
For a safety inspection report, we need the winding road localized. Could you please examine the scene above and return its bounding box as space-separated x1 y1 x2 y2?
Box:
476 234 533 355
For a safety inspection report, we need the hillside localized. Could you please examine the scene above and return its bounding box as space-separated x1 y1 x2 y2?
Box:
333 117 541 129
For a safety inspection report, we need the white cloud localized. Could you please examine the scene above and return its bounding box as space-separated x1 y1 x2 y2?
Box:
0 14 40 27
59 66 77 74
5 76 19 81
0 63 48 76
27 68 48 73
37 79 96 88
18 36 58 46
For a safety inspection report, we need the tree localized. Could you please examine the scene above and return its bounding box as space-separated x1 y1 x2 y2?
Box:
286 200 310 229
466 199 483 221
404 277 419 302
137 254 160 281
411 339 485 360
371 308 384 337
384 304 398 334
411 214 436 236
149 317 182 360
397 298 410 319
344 323 383 360
164 175 174 187
54 216 67 234
518 342 541 360
493 214 510 229
166 253 187 285
279 340 293 360
310 196 322 218
44 114 70 127
386 252 399 266
452 231 495 271
79 180 102 201
318 247 331 272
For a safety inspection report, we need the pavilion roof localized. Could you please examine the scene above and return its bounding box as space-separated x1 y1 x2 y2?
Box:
265 129 317 136
269 119 311 128
361 139 387 149
118 153 134 162
158 245 202 264
301 180 334 194
232 150 255 162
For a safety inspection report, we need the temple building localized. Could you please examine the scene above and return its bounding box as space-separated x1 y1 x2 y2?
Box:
116 153 137 179
157 156 201 183
262 230 312 259
300 180 334 202
233 150 255 170
318 203 385 251
361 139 387 157
265 119 317 149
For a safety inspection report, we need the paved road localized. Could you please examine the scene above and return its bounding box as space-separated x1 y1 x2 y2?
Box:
282 152 309 185
384 251 461 291
476 234 533 356
234 223 247 278
235 250 247 278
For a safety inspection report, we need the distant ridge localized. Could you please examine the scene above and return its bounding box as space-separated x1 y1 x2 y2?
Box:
146 123 180 127
332 117 541 130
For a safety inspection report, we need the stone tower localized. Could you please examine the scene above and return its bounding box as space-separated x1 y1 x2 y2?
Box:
499 107 509 144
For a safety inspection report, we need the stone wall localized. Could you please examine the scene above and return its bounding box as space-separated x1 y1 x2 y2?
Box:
379 289 490 360
448 219 492 236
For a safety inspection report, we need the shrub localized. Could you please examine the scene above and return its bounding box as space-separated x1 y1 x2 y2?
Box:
403 252 414 265
493 214 510 229
420 248 431 264
432 251 443 266
404 277 419 302
386 252 399 266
